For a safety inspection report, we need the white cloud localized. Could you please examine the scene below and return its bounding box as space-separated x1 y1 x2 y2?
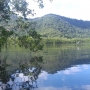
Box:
26 0 90 20
58 64 89 75
82 64 89 69
38 71 48 80
35 86 72 90
63 67 81 75
34 85 90 90
81 85 90 90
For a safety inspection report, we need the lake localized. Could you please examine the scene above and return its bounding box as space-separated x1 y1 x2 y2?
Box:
0 43 90 90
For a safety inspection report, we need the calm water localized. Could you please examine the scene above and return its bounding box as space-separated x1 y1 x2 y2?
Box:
0 43 90 90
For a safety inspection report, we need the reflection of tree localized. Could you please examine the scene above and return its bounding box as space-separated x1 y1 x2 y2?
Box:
18 56 43 80
0 26 13 52
42 44 90 74
0 56 10 83
0 56 43 90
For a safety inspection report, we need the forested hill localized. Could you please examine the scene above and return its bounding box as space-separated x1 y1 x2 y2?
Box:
58 15 90 29
33 14 90 38
4 14 90 38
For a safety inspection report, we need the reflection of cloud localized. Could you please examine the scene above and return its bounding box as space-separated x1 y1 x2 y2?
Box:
62 77 65 81
35 86 71 90
81 85 90 90
34 85 90 90
63 67 81 75
39 71 48 80
82 64 89 69
57 71 61 74
57 64 90 75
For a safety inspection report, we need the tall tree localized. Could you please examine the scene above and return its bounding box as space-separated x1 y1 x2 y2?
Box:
0 26 13 51
0 0 10 21
0 0 53 51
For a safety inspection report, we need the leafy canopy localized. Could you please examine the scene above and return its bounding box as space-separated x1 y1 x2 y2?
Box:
0 0 52 52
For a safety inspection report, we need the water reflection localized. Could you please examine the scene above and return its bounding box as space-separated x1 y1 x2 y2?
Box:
0 56 43 90
37 64 90 90
34 86 72 90
0 43 90 90
60 64 89 75
0 56 10 84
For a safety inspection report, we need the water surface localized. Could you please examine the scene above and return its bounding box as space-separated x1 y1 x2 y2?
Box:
0 43 90 90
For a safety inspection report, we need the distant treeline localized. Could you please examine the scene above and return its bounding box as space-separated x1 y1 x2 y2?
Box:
1 37 90 51
42 38 90 44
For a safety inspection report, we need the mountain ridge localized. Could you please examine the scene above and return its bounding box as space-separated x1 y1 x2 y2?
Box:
34 13 90 29
3 13 90 38
32 14 90 38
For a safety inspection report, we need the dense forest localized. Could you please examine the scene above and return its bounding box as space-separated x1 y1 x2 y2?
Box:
3 13 90 39
1 0 90 52
1 1 90 89
0 0 44 52
1 13 90 48
6 14 90 38
33 14 90 38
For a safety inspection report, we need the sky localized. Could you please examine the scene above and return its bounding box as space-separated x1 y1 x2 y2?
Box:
26 0 90 21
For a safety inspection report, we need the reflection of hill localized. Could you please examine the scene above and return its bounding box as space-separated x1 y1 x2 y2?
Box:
0 50 43 74
72 58 90 65
0 55 42 89
0 43 90 74
41 43 90 74
42 58 90 74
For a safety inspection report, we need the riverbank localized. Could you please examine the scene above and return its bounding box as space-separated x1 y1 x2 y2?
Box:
42 38 90 44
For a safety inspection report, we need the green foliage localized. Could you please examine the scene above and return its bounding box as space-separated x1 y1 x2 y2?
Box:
0 56 10 83
34 14 90 38
12 0 35 18
13 17 44 52
4 13 90 39
0 26 13 51
1 0 90 52
11 0 52 18
0 0 50 52
59 16 90 29
42 38 90 44
0 0 10 21
18 30 43 52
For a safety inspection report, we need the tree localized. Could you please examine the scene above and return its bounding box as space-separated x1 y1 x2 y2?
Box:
0 0 10 21
18 31 43 52
11 0 53 18
0 0 53 52
0 26 13 51
0 1 53 34
15 17 43 52
0 0 53 19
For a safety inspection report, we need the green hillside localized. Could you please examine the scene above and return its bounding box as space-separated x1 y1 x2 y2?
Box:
2 14 90 39
33 14 90 38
